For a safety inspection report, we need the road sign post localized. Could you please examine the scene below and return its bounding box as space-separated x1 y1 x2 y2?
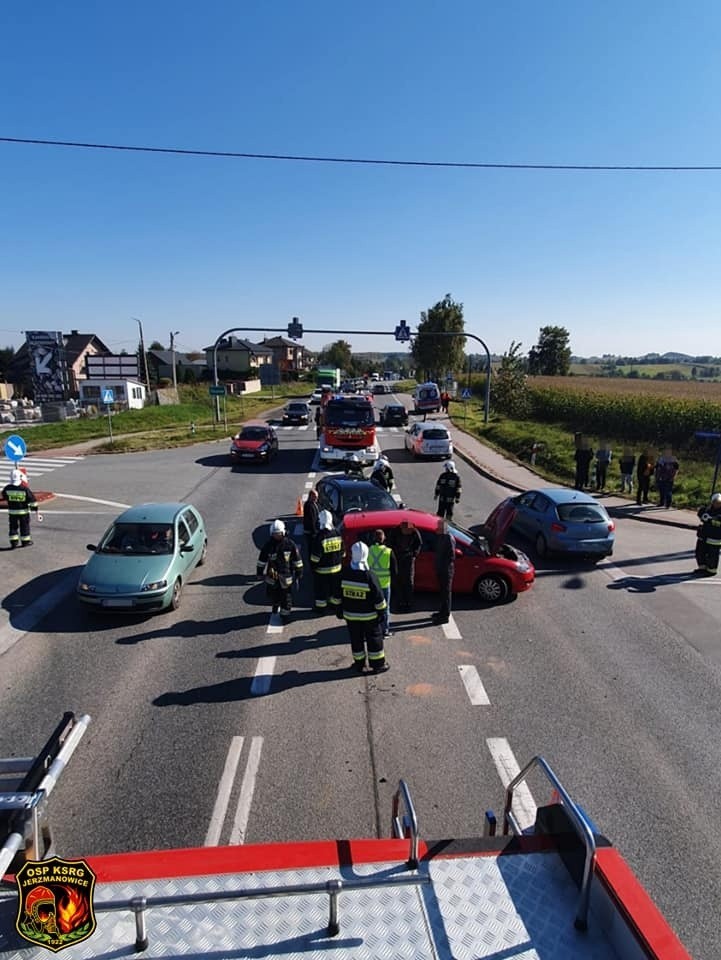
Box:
209 384 227 432
102 389 115 445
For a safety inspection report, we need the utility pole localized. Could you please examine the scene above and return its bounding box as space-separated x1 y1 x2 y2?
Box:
133 317 151 392
170 330 180 397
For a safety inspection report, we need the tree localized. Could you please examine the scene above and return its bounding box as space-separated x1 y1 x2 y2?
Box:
149 340 164 351
491 341 529 417
527 326 571 376
318 340 353 372
411 294 466 381
0 346 15 380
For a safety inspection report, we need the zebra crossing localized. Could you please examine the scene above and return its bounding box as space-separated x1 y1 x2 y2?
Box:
0 454 85 485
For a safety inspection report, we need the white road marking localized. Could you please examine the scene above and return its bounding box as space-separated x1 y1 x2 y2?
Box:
204 736 244 846
307 472 317 479
304 481 313 489
251 656 277 696
51 493 132 509
267 612 284 633
229 736 263 844
442 615 461 640
458 665 490 705
486 737 537 831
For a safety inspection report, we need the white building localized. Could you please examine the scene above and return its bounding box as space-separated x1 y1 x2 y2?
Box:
78 378 147 410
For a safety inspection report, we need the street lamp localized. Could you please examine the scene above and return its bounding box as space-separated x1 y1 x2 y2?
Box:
170 331 180 396
133 317 151 390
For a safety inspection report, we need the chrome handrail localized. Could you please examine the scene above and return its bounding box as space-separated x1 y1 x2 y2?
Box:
391 779 420 867
502 755 597 931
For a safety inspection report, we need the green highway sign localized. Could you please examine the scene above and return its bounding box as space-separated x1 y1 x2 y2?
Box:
209 385 226 396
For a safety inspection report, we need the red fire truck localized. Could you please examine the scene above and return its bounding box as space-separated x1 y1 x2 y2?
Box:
318 393 380 468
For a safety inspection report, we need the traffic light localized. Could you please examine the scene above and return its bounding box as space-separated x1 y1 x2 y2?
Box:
288 317 303 339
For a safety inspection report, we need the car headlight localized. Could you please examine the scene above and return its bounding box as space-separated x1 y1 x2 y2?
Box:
141 580 168 592
515 560 532 573
78 582 96 593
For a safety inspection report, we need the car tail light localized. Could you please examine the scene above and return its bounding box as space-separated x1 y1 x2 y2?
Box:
550 522 566 533
608 520 615 532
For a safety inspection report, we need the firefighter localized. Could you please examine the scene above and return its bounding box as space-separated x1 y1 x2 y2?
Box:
2 469 38 548
337 541 389 673
310 509 343 613
369 457 394 493
315 405 322 439
342 453 366 478
434 460 462 520
695 493 721 576
256 519 303 619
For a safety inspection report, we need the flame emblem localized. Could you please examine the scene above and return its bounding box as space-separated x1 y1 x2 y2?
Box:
15 857 97 952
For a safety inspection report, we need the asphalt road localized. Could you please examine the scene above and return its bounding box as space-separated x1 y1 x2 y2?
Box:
0 394 717 959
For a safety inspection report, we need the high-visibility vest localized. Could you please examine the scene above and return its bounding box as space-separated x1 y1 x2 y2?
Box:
367 544 392 588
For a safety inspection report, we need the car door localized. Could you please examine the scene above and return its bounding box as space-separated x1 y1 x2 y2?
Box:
520 493 551 539
177 515 195 572
406 424 418 452
181 508 203 568
513 493 539 537
415 527 438 591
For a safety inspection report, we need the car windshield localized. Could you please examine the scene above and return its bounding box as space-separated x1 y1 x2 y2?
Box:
100 522 175 555
325 401 374 427
288 404 307 412
387 406 403 414
237 427 268 440
557 503 608 523
422 429 449 440
341 487 396 513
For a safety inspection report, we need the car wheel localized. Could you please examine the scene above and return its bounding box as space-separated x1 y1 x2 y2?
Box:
474 574 509 605
535 534 548 558
197 539 208 566
475 573 510 604
169 578 182 611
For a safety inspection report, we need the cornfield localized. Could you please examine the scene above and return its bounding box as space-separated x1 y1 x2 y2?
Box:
522 377 721 449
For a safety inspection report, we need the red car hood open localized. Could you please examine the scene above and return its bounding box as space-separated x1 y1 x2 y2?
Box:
483 500 517 554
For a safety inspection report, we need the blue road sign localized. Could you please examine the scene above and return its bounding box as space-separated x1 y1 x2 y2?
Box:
461 388 473 400
102 388 115 404
3 435 26 462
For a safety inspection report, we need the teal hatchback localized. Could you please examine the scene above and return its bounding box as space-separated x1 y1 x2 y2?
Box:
77 503 207 612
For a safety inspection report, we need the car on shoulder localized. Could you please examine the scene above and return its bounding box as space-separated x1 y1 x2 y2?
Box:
488 488 615 560
282 401 311 424
77 502 207 613
340 507 534 605
316 475 400 526
404 422 453 459
379 403 408 427
229 422 278 464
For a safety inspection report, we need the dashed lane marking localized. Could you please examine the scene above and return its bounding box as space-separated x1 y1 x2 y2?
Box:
458 665 490 705
204 736 244 846
442 615 461 640
267 613 283 634
486 737 537 831
251 656 277 696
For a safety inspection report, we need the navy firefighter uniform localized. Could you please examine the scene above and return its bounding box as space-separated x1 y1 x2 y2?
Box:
434 460 462 520
338 541 389 673
2 469 38 547
310 509 344 612
256 519 304 617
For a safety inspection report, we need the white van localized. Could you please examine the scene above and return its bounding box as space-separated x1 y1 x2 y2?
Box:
412 382 441 415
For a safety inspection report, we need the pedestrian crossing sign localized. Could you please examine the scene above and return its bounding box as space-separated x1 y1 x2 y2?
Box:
461 388 472 400
102 389 114 404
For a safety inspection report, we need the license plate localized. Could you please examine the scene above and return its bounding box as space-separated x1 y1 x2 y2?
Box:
241 453 255 459
102 598 134 608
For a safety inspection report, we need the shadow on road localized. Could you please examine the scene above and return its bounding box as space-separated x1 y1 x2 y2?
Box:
608 571 706 593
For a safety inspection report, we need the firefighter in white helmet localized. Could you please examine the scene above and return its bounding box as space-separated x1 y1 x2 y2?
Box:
695 492 721 576
369 456 394 493
2 469 38 548
337 541 389 673
256 519 303 619
434 460 462 520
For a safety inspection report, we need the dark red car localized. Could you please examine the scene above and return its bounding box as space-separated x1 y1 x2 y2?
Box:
229 422 279 465
340 506 534 605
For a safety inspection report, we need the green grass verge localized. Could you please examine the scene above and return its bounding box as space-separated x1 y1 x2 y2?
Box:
454 406 714 510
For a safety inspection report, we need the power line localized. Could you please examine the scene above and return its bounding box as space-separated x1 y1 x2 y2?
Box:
1 135 720 171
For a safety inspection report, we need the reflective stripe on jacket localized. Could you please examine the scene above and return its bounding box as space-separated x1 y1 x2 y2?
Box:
367 544 392 588
310 530 343 574
2 485 37 516
340 567 386 622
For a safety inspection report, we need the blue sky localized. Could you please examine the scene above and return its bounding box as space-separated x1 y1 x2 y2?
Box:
2 1 720 361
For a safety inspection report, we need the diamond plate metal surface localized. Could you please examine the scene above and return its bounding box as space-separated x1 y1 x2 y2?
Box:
0 853 622 959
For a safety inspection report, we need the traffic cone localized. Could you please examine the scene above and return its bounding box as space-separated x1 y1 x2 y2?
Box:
295 497 304 517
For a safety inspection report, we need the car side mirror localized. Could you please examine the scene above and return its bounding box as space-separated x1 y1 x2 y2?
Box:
455 548 463 557
180 544 194 553
87 544 97 551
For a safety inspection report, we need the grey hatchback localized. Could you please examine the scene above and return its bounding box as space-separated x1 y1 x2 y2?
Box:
488 488 615 560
